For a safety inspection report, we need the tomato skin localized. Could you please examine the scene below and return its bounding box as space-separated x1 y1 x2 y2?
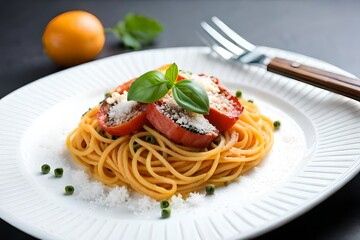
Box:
177 73 186 81
97 79 147 136
114 78 136 94
98 70 242 139
97 78 147 136
176 74 243 132
97 101 148 136
97 67 186 137
195 75 243 133
146 102 218 148
205 82 243 133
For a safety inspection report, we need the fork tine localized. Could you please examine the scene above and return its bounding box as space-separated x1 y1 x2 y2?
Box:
196 31 236 61
211 17 256 52
200 21 245 56
198 28 266 64
211 45 237 60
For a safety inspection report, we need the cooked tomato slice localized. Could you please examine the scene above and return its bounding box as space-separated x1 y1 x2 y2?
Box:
97 96 147 136
175 73 243 132
204 76 243 132
146 99 218 148
114 78 136 94
179 74 243 133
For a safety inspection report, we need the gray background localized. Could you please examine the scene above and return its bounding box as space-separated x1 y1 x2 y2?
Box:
1 0 360 239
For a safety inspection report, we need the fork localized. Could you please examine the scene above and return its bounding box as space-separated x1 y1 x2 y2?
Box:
200 17 360 101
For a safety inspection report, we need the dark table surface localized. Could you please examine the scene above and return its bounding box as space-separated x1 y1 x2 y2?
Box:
1 0 360 239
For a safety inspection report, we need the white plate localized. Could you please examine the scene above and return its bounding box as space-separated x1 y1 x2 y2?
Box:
1 47 360 240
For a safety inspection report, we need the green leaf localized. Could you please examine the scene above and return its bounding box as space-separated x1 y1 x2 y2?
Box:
109 13 164 50
112 21 126 39
172 80 210 114
165 63 178 85
127 71 170 103
124 13 164 44
122 32 141 50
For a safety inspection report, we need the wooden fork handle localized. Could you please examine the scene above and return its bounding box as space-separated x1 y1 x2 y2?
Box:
267 57 360 101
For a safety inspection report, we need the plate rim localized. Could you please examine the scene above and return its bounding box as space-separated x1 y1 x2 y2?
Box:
0 46 359 239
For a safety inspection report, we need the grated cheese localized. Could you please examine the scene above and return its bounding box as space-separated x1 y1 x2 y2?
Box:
70 170 130 206
76 180 105 201
95 186 130 207
180 72 220 94
107 91 139 125
69 169 207 213
157 97 216 134
182 73 241 116
186 192 206 207
128 196 158 215
70 169 89 184
170 194 186 209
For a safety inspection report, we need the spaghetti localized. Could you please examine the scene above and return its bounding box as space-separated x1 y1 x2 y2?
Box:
66 98 274 200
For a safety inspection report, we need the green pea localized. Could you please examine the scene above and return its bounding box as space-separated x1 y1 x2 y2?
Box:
235 90 242 98
65 185 74 195
273 120 281 129
54 168 63 178
205 184 215 195
41 164 50 174
145 135 156 144
161 207 171 219
160 199 170 209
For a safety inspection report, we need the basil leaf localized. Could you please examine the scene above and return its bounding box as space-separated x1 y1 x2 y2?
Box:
109 13 164 50
127 71 169 103
165 63 178 85
172 80 210 114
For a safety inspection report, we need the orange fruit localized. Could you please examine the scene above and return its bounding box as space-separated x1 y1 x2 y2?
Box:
42 11 105 67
